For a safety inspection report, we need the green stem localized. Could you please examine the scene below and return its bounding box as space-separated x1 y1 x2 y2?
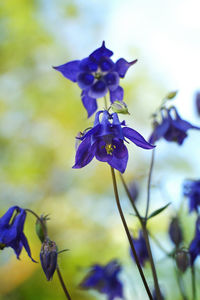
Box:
175 267 188 300
56 266 72 300
25 208 48 238
110 167 153 300
119 173 162 300
191 265 197 300
145 148 155 220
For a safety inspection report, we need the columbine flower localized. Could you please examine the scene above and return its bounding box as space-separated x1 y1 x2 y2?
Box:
189 216 200 265
80 260 124 300
40 239 57 281
149 107 200 145
73 110 154 173
0 206 35 261
195 92 200 115
53 41 137 117
130 231 149 267
183 179 200 213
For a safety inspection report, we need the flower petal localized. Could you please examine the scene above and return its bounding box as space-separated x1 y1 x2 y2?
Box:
149 118 170 144
77 72 94 89
123 127 155 149
109 86 124 103
89 41 113 63
21 233 36 262
108 148 128 173
104 72 119 91
99 58 114 72
53 60 80 82
115 58 137 78
95 140 111 162
113 140 127 159
88 80 108 99
0 206 18 226
73 137 95 168
81 90 97 118
79 57 98 72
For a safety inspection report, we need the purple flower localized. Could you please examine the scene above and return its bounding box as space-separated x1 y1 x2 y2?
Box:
73 110 154 173
130 231 149 267
149 107 200 145
0 206 35 261
189 216 200 265
183 179 200 213
40 239 57 281
53 41 137 117
80 260 124 300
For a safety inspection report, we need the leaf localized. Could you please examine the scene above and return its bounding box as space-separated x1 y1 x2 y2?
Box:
148 202 171 219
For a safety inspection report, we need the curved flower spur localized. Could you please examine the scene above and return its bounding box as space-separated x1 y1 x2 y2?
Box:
73 110 154 173
53 41 137 117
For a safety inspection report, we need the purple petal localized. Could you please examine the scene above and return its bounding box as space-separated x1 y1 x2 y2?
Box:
115 58 137 78
123 127 155 149
95 140 111 162
99 58 114 72
88 80 108 99
81 90 97 118
21 233 37 262
109 148 128 173
104 72 119 91
0 206 18 226
53 60 80 82
77 72 94 89
149 118 170 144
89 41 113 63
79 57 98 72
109 86 124 103
73 137 95 168
113 140 127 159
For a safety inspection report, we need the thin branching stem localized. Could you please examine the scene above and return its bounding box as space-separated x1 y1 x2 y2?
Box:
110 167 153 300
191 265 197 300
56 266 72 300
145 148 155 220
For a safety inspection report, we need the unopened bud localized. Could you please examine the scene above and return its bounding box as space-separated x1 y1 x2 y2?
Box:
166 90 178 100
111 101 130 115
35 215 48 243
175 249 190 273
168 217 183 247
40 239 57 281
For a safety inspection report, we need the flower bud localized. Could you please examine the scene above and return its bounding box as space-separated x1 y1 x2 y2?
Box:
175 249 190 273
168 217 183 247
40 239 57 281
166 90 178 100
35 215 48 243
111 101 130 115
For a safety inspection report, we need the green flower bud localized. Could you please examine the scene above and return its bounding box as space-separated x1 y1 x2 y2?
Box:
111 101 130 114
35 215 48 243
166 90 178 100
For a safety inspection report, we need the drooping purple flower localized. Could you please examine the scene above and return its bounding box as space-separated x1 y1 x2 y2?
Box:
168 217 183 247
80 260 124 300
130 231 149 267
183 179 200 213
149 107 200 145
73 110 154 173
53 41 137 117
189 216 200 265
0 206 35 261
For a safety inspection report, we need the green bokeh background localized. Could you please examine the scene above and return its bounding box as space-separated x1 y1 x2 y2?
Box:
0 1 200 299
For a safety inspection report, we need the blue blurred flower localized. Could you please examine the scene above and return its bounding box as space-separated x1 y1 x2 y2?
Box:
183 179 200 213
0 206 35 261
80 260 124 300
130 231 149 267
149 107 200 145
168 217 183 247
73 110 154 173
189 216 200 265
53 41 137 117
195 92 200 116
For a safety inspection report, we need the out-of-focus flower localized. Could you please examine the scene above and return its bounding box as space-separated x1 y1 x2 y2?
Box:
195 92 200 115
73 110 154 173
130 231 149 267
0 206 35 261
189 216 200 265
128 181 139 202
40 239 57 281
175 249 190 273
168 217 183 247
149 107 200 145
53 41 137 117
80 260 124 300
152 288 165 300
183 179 200 213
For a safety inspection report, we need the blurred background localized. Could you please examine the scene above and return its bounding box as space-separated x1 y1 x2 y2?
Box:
0 0 200 299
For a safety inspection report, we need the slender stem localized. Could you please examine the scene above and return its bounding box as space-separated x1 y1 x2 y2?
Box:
175 267 188 300
110 167 153 300
191 265 197 300
119 173 162 300
25 208 48 238
145 148 155 220
56 266 72 300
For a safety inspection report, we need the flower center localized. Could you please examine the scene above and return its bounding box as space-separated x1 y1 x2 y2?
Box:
0 243 6 250
105 143 116 155
94 72 102 80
